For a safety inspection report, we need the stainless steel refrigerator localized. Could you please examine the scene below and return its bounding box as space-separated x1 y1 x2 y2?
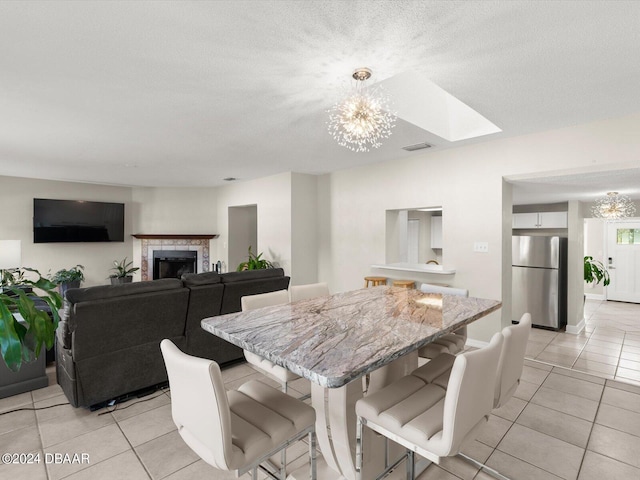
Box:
512 235 567 330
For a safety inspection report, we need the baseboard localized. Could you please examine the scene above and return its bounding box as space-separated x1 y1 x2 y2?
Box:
465 338 489 349
566 319 585 335
584 293 605 301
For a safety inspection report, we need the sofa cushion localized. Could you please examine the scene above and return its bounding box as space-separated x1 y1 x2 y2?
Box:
181 271 222 286
66 278 183 304
220 268 285 283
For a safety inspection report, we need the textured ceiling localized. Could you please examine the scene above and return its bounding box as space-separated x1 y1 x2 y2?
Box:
510 168 640 205
1 1 640 187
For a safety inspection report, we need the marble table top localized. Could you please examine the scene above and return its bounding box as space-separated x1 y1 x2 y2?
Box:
201 286 501 388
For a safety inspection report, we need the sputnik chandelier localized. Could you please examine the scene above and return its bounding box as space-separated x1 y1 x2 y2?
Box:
591 192 637 219
327 67 396 153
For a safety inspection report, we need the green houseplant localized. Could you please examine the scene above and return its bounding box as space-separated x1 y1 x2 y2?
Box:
109 257 139 285
584 256 610 286
236 246 274 271
51 264 85 297
0 268 62 372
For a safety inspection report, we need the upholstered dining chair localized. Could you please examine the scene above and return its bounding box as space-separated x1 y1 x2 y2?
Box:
240 289 301 394
412 312 532 409
289 282 330 302
418 284 470 359
409 313 532 479
160 340 317 480
355 333 504 480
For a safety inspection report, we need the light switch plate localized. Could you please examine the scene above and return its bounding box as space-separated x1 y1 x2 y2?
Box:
473 242 489 253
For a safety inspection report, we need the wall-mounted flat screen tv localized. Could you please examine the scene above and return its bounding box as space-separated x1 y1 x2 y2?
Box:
33 198 125 243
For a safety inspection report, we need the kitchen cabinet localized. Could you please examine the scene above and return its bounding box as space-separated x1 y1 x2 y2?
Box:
513 211 567 229
431 216 443 248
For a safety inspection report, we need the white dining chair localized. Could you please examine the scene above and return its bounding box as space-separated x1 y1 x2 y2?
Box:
418 284 469 359
410 313 531 479
355 332 504 480
240 290 300 394
412 312 532 408
160 339 317 480
289 282 330 302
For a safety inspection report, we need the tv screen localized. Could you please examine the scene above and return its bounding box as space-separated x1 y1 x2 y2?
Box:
33 198 125 243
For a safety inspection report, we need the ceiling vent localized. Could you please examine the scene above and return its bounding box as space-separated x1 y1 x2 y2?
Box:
401 142 432 152
223 177 237 182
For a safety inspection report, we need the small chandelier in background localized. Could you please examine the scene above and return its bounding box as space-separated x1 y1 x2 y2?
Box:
591 192 637 219
327 67 396 153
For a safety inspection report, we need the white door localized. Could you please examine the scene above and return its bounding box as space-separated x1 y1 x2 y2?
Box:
606 220 640 303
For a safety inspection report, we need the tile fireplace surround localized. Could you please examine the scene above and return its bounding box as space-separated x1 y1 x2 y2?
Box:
132 234 218 281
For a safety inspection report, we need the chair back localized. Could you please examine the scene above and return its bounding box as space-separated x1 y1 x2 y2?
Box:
441 332 503 456
241 289 289 311
494 313 532 408
420 284 469 297
160 339 233 470
289 282 330 302
420 284 469 338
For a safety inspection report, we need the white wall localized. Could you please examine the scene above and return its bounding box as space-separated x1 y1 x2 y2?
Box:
131 187 219 278
291 173 318 285
215 173 293 274
0 176 133 287
318 113 640 341
567 201 585 330
584 218 606 297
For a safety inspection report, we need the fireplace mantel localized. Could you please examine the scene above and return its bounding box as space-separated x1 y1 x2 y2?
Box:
132 234 218 239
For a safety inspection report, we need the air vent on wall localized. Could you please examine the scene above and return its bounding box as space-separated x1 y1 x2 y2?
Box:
402 142 432 152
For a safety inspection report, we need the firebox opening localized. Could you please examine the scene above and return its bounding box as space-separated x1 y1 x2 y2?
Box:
153 250 197 280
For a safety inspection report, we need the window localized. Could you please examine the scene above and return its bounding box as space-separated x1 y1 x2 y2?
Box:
616 228 640 245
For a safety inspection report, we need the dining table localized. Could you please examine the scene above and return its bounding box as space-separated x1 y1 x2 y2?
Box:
201 286 501 480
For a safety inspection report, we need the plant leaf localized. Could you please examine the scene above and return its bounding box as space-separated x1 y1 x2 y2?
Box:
0 297 23 371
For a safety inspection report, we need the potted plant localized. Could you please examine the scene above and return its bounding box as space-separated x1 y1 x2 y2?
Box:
0 268 62 372
109 257 139 285
584 255 610 286
51 264 85 298
236 246 274 271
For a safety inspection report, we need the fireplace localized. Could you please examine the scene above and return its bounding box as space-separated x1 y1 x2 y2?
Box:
153 250 197 280
133 234 218 281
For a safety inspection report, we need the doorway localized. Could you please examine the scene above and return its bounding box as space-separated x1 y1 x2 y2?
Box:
606 220 640 303
228 205 257 272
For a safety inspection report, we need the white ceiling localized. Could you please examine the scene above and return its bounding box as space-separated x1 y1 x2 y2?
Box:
1 1 640 188
509 167 640 205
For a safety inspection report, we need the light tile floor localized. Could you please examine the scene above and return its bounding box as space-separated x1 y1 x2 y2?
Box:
526 300 640 385
2 357 640 479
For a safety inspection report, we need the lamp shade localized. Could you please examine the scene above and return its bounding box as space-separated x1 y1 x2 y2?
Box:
0 240 21 269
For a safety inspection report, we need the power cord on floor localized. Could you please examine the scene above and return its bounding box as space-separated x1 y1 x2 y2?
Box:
1 388 169 416
0 402 70 415
97 390 168 416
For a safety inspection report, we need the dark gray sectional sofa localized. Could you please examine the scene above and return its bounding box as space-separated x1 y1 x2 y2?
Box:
56 268 290 408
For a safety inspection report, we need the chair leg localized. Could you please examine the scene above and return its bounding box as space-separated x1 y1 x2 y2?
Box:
458 453 512 480
280 447 287 480
355 416 364 480
384 437 389 468
251 466 258 480
309 431 317 480
406 450 415 480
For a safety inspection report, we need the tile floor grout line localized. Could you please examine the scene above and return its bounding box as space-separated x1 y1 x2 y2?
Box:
572 371 607 480
29 389 51 480
112 414 154 480
487 369 568 479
